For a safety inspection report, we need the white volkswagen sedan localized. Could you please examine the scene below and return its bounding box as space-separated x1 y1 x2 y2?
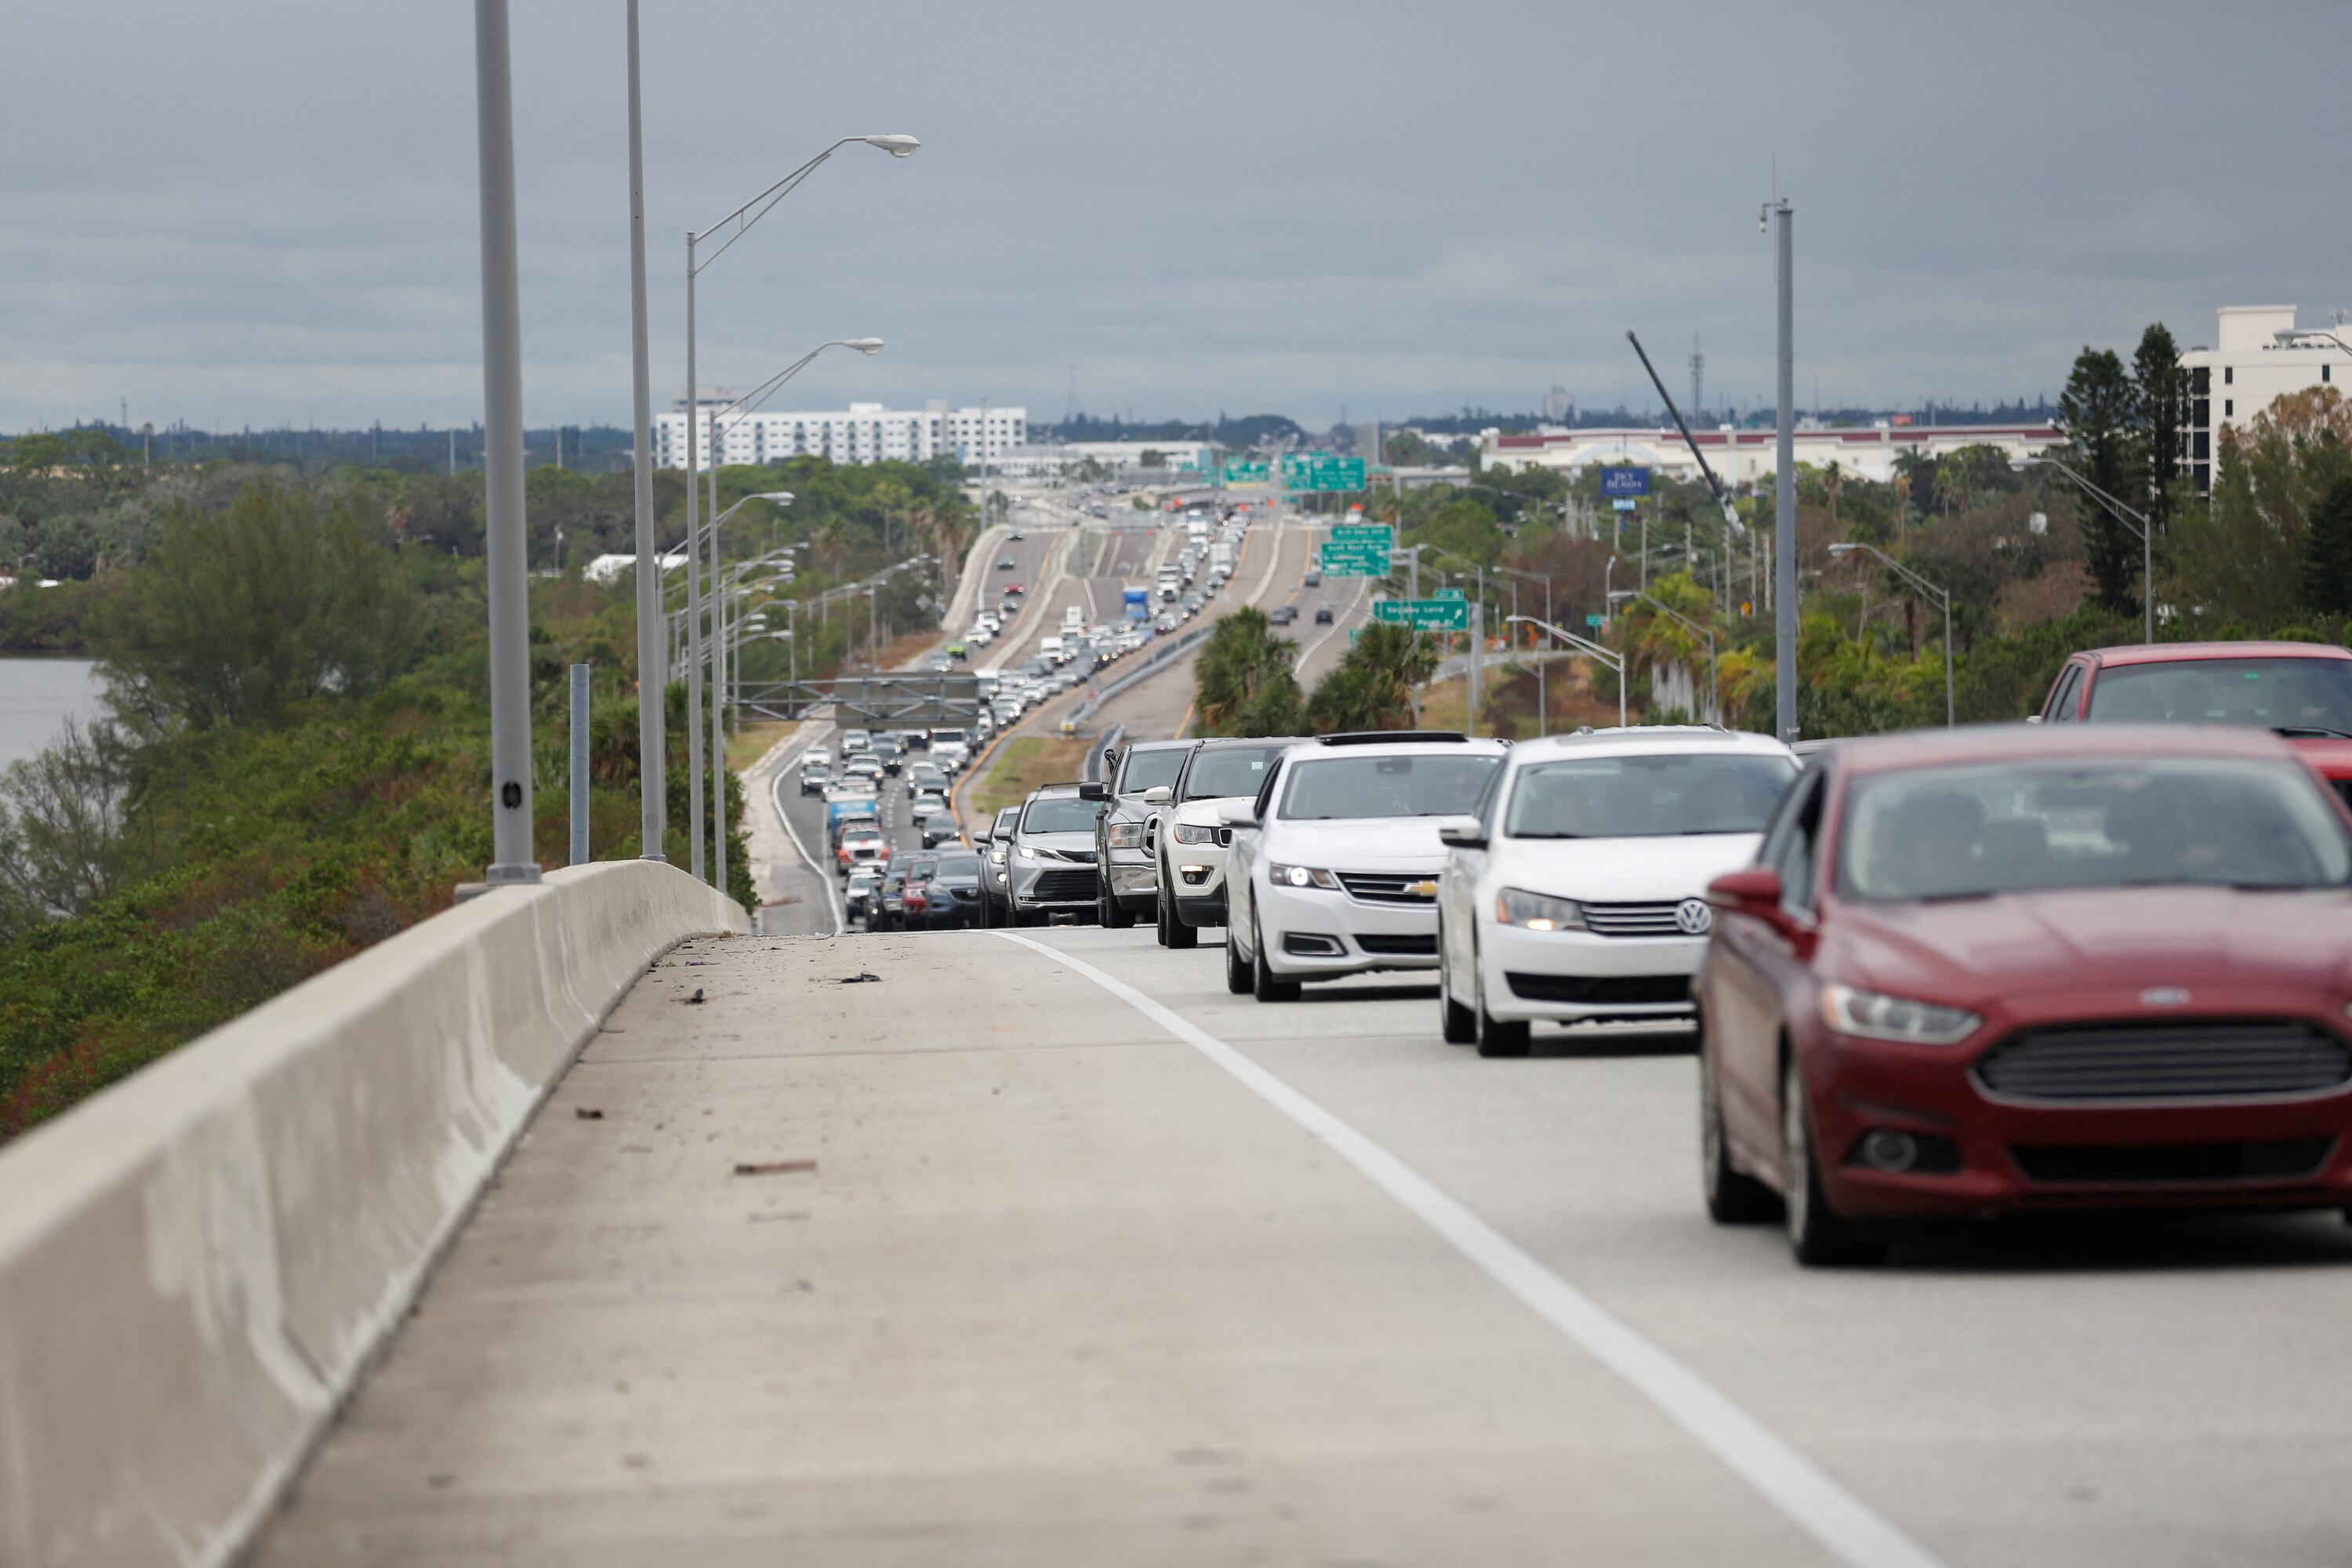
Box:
1434 727 1798 1056
1224 733 1508 1000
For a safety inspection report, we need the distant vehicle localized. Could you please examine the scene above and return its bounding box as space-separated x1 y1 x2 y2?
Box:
1039 635 1064 662
998 557 1017 571
1313 605 1334 625
1004 583 1025 596
1091 739 1200 929
1435 728 1798 1056
1697 722 2352 1265
1008 530 1025 541
895 852 944 929
799 763 833 797
1153 737 1299 949
835 829 890 877
1123 586 1150 622
1303 571 1321 588
844 867 884 922
1063 605 1085 633
1152 612 1179 634
977 805 1021 924
840 729 873 754
915 850 985 929
1269 604 1298 626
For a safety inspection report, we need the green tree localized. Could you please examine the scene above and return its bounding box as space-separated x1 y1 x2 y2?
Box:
1194 607 1303 736
2302 476 2352 619
2058 346 2141 616
2132 321 2190 528
1303 621 1438 733
95 479 422 729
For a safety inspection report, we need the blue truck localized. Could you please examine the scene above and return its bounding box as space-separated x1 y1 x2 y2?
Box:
1123 586 1150 622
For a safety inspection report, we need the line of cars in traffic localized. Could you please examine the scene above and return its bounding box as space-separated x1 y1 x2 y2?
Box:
958 637 2352 1266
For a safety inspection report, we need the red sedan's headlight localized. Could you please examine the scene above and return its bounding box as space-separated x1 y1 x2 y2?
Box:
1819 983 1982 1046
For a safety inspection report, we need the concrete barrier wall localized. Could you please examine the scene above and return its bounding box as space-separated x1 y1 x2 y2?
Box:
0 861 745 1568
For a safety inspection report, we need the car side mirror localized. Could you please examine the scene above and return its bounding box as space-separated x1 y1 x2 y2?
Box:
1706 867 1784 920
1142 786 1173 804
1436 815 1486 850
1216 800 1258 828
2024 713 2044 724
1078 781 1107 801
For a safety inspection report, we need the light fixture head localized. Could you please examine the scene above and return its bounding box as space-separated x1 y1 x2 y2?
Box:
755 490 795 504
862 134 921 158
2008 456 2039 473
1827 543 1859 557
843 337 886 355
1607 590 1635 602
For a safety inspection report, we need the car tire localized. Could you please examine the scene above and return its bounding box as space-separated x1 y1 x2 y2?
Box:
1224 931 1251 995
1437 921 1475 1044
1700 1039 1779 1225
1472 939 1530 1058
1164 891 1198 949
1100 879 1136 929
1251 913 1301 1003
1152 880 1174 947
1782 1054 1884 1266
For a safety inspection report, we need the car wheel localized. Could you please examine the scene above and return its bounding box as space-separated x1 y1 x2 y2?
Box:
1165 890 1198 949
1101 878 1136 930
1437 920 1475 1044
1224 929 1251 995
1782 1054 1885 1266
1251 913 1300 1003
1700 1037 1779 1224
1152 879 1174 946
1472 938 1530 1058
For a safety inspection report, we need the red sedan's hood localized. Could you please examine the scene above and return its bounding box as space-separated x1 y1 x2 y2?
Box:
1829 887 2352 1004
2287 735 2352 780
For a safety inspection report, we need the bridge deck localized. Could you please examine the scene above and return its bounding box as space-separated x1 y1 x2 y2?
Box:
247 928 1809 1566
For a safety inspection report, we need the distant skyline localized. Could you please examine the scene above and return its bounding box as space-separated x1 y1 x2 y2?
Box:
5 0 2347 434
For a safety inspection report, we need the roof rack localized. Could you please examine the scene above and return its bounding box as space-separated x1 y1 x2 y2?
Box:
1316 731 1470 746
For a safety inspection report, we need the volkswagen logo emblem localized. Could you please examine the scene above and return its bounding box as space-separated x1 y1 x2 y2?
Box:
1675 897 1714 935
2140 987 2190 1007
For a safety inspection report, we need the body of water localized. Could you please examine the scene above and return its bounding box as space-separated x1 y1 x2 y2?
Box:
0 659 107 771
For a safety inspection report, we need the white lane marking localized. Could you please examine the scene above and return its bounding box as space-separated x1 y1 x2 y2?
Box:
989 931 1948 1568
770 746 844 934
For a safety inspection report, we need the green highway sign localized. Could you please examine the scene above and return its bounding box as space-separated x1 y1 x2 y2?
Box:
1330 523 1392 546
1318 543 1388 576
1586 613 1605 627
1283 454 1367 492
1373 597 1470 631
1221 460 1271 485
1432 587 1466 601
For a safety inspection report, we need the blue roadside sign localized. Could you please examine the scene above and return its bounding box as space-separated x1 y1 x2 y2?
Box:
1600 466 1650 498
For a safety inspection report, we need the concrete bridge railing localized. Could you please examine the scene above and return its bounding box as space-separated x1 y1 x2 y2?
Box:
0 861 745 1568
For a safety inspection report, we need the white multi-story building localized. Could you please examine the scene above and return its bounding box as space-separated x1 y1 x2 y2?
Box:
986 439 1214 478
2178 307 2347 493
652 399 1025 471
1481 422 2059 487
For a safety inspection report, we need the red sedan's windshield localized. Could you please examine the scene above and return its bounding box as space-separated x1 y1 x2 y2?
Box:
2087 657 2352 735
1838 758 2352 901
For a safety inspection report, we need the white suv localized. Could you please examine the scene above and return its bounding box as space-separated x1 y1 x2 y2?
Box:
1433 727 1798 1056
1224 733 1508 1000
1150 737 1298 948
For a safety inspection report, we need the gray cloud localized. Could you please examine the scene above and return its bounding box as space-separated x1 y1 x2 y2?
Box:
3 0 2345 432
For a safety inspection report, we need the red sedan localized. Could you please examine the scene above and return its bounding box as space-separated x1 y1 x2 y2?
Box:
1697 724 2352 1265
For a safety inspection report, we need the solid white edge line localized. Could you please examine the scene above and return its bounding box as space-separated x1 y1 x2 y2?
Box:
769 731 844 935
988 928 1949 1568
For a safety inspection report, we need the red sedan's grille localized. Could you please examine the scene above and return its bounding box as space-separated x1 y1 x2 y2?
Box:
1974 1019 2352 1103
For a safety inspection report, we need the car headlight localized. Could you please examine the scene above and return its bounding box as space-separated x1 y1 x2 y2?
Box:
1173 822 1219 844
1018 844 1043 861
1266 862 1339 891
1107 822 1145 849
1494 888 1585 931
1819 984 1981 1045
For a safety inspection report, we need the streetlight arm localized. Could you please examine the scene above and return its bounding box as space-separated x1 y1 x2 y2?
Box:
1505 615 1622 669
2027 457 2150 540
1837 541 1949 608
691 136 911 266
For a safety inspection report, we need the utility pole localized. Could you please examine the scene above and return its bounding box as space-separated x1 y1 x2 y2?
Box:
1769 198 1797 743
625 0 665 861
473 0 539 886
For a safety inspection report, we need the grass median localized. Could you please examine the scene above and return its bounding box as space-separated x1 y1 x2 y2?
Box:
967 735 1091 818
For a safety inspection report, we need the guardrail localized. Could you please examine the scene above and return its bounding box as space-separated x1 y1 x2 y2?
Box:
0 862 745 1568
1071 624 1211 726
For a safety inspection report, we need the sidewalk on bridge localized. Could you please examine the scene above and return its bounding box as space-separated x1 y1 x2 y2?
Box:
245 929 1815 1567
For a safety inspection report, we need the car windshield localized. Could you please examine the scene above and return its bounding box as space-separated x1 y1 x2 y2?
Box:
1505 753 1796 839
1116 747 1189 793
1183 745 1286 801
1022 797 1104 834
1278 753 1501 820
1838 757 2352 901
2085 657 2352 734
904 858 941 884
933 853 982 879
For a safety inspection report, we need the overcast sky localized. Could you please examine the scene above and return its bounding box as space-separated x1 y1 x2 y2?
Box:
4 1 2345 434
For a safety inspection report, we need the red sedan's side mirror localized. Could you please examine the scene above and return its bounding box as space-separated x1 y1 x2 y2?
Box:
1707 867 1784 917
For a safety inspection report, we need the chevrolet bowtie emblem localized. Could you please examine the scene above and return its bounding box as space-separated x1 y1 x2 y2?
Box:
1405 880 1439 897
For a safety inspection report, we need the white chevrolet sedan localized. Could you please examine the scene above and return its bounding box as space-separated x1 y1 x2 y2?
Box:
1223 733 1509 1000
1433 727 1798 1056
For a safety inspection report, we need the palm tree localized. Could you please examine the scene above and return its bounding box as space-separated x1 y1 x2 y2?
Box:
1303 621 1436 732
1196 608 1302 735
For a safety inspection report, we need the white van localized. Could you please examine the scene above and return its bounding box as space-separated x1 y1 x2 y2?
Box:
1062 605 1085 634
1039 634 1065 662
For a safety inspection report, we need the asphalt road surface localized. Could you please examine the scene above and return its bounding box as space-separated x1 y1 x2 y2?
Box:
246 920 2352 1567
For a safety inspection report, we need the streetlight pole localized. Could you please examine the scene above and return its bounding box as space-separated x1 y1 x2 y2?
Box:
682 134 917 888
472 0 538 887
1508 615 1628 730
624 0 664 862
1609 590 1718 723
1767 197 1797 743
2013 455 2154 645
1496 565 1552 735
1830 542 1954 727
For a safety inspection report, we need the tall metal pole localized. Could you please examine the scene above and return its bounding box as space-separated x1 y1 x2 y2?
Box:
568 663 591 864
473 0 539 886
706 439 728 896
625 0 665 862
1771 199 1797 743
683 241 706 881
1943 594 1955 728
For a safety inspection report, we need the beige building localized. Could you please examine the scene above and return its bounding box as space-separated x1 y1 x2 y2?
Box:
2178 307 2348 492
1480 422 2057 486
